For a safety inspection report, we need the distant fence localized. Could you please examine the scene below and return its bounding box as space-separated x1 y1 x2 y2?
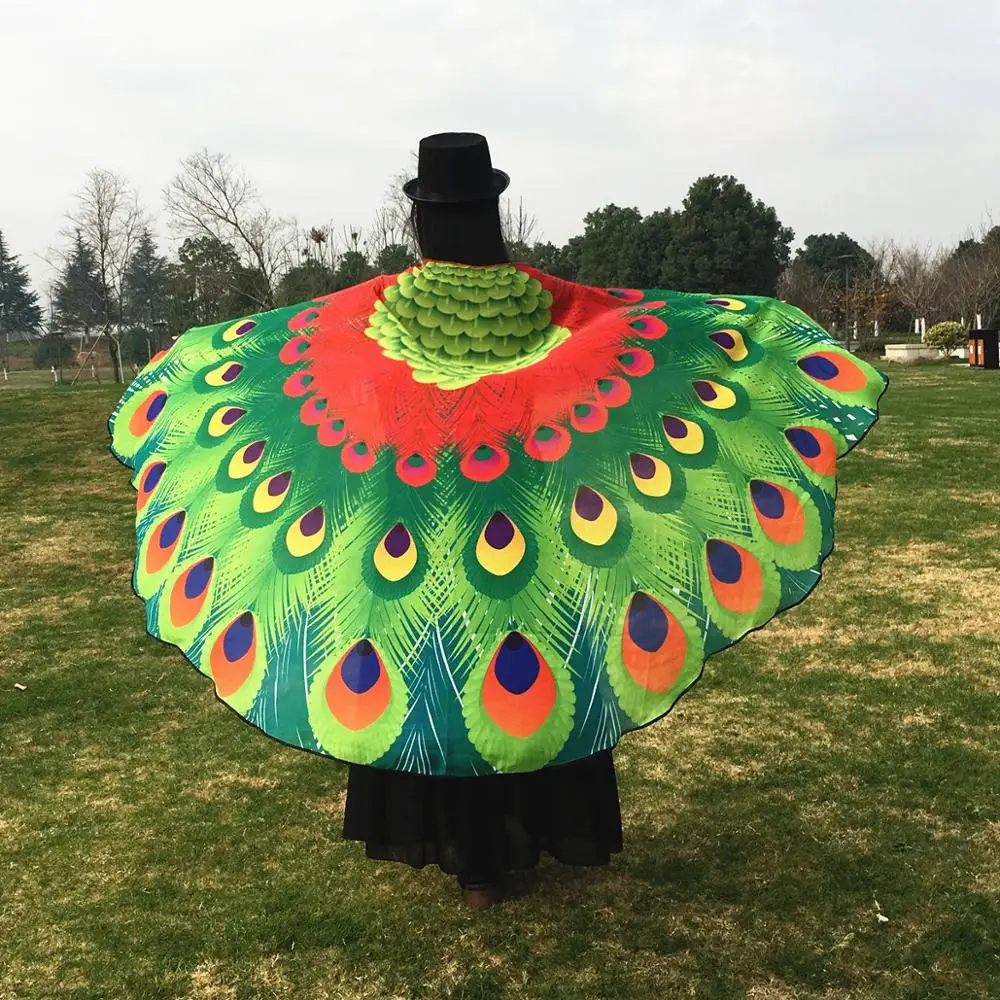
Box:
1 365 125 389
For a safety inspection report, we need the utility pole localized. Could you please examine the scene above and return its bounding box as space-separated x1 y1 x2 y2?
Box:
0 238 7 374
836 253 857 348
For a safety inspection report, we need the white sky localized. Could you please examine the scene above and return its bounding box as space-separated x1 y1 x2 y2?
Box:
4 0 998 295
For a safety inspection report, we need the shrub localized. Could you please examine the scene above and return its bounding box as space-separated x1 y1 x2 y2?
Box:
32 334 73 369
925 321 967 353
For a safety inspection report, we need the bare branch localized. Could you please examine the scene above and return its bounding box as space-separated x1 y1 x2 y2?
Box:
163 149 294 309
63 168 148 381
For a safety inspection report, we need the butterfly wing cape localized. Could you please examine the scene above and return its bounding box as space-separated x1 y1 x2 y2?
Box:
109 262 886 776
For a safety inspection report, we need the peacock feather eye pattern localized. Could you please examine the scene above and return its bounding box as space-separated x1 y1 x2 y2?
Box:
629 453 672 498
524 425 571 462
617 347 655 376
206 406 246 438
797 350 871 394
395 452 437 487
475 512 526 576
109 260 884 776
136 460 166 511
785 425 838 478
252 471 291 514
628 315 668 339
169 557 214 628
480 632 557 738
228 440 266 480
204 361 243 387
144 510 185 576
221 319 256 343
692 380 737 410
750 480 806 545
570 402 608 433
709 328 749 361
571 486 618 546
209 612 257 698
460 443 509 482
341 440 376 473
286 506 325 557
373 523 418 582
324 640 392 731
621 592 688 694
662 415 705 456
706 539 764 615
128 389 167 437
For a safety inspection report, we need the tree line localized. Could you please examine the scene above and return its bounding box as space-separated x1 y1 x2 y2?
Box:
1 148 998 380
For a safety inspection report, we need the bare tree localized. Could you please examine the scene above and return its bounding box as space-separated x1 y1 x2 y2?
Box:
938 221 1000 327
888 241 946 328
500 196 538 254
163 150 295 309
379 168 420 259
64 169 147 383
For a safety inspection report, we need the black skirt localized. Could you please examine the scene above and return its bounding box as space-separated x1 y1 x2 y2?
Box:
342 750 623 881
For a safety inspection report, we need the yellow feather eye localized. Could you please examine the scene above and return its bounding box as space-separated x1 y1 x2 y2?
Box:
286 506 326 557
228 440 266 479
207 406 246 438
705 297 746 311
475 512 526 576
709 329 749 361
693 380 737 410
571 486 618 545
204 361 244 386
629 454 672 498
253 471 291 513
373 524 417 581
662 416 705 455
222 319 256 343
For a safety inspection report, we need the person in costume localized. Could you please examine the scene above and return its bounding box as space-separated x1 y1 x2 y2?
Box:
109 132 886 910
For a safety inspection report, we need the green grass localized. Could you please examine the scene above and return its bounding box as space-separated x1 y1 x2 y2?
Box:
1 364 998 1000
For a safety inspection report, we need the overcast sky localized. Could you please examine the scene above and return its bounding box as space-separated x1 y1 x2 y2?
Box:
4 0 998 294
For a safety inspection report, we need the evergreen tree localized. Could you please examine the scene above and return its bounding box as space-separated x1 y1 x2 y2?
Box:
277 259 335 306
576 205 643 287
794 233 875 289
333 249 373 290
33 332 73 369
0 231 43 365
621 210 675 288
524 239 581 280
123 228 170 327
374 243 417 276
661 175 793 296
52 231 103 342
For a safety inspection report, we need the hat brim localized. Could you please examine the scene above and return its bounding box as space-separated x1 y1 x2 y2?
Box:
403 169 510 204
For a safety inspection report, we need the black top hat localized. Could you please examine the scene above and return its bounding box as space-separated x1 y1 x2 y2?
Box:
403 132 510 204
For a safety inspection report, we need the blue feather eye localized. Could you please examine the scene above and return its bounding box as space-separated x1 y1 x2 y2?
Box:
482 633 556 738
209 612 257 697
621 592 688 693
324 640 392 730
145 511 185 575
136 460 166 511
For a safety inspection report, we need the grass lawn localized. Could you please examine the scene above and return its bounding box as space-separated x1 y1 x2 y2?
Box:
1 362 997 1000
